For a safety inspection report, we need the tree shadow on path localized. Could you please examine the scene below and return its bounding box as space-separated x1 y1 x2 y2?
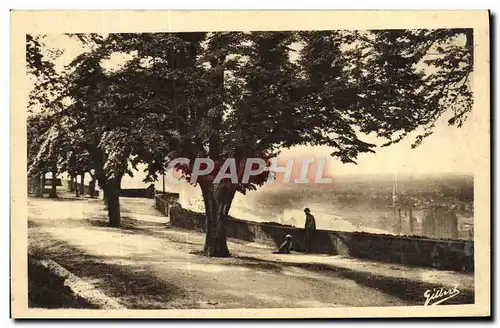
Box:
29 233 185 309
233 255 474 306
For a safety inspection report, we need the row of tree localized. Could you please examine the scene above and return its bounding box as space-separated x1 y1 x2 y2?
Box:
27 29 473 257
29 170 93 199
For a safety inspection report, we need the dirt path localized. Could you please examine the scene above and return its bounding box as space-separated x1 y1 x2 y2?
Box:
27 196 473 309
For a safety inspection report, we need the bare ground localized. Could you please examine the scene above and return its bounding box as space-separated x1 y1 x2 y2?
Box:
27 194 474 309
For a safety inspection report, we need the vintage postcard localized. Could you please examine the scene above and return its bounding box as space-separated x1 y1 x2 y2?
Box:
11 10 490 319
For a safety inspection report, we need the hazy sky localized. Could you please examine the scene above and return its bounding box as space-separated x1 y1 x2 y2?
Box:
36 34 479 188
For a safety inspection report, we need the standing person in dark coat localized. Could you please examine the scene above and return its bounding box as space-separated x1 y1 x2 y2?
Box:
303 208 316 253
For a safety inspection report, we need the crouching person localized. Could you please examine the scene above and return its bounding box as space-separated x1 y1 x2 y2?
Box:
273 234 293 254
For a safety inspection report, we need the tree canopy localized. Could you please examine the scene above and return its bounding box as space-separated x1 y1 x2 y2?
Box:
27 29 474 256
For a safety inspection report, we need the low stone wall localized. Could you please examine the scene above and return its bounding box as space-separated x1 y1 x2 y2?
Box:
170 208 474 273
154 195 169 217
120 188 154 199
154 192 181 217
155 191 180 202
63 180 99 197
45 178 62 186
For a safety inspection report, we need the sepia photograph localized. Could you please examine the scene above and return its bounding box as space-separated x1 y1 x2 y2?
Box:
10 10 490 319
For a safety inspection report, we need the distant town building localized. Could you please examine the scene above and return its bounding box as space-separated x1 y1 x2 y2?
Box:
423 206 458 239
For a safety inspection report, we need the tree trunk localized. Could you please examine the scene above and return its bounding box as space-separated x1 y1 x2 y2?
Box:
75 174 80 197
103 189 108 207
106 177 122 227
41 173 46 197
49 171 58 198
94 171 107 206
89 179 96 198
199 182 236 257
36 173 44 197
69 175 75 192
80 173 85 195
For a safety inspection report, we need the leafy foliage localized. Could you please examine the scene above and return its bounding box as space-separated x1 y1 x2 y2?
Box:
26 34 64 112
26 29 474 248
350 29 473 148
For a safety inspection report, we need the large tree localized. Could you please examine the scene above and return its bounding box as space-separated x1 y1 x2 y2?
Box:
62 47 139 226
27 115 68 198
28 34 140 225
110 30 474 257
27 30 474 256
